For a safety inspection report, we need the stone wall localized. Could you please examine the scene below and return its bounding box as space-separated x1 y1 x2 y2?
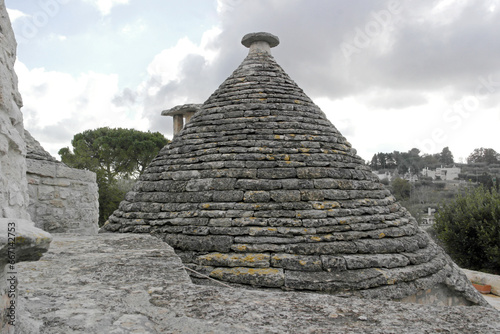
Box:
25 131 99 235
0 1 29 220
0 2 52 333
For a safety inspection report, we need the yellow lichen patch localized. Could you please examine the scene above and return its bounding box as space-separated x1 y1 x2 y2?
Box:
200 253 228 261
299 260 307 266
266 155 275 160
211 267 280 277
274 135 281 139
294 100 301 104
322 149 329 154
235 254 268 263
259 98 267 101
299 148 310 153
378 233 386 239
310 236 321 242
202 204 211 209
249 227 277 235
339 220 347 225
236 245 248 251
284 155 290 161
312 203 325 210
289 134 296 137
246 268 280 275
15 236 27 244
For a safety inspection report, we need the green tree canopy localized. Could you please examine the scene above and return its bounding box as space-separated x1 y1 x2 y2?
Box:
467 147 500 165
439 147 454 165
391 177 411 200
435 185 500 274
59 127 169 225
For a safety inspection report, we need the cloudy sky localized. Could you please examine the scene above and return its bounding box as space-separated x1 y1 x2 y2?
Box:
5 0 500 163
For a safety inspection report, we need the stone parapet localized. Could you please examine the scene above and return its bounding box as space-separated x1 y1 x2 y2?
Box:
27 159 99 235
463 268 500 296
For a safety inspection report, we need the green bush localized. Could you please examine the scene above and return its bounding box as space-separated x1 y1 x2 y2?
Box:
434 186 500 274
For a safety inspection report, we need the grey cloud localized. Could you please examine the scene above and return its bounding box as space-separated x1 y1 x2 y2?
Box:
363 91 428 110
139 0 500 139
112 88 138 107
214 0 500 101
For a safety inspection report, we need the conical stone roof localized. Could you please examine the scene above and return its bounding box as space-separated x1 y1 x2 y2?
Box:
103 32 487 306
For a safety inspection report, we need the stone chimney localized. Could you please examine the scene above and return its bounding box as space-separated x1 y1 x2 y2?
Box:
161 104 202 136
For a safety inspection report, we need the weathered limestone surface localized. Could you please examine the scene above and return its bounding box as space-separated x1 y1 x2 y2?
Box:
25 131 99 235
0 2 52 332
0 0 29 220
16 233 500 334
102 33 488 307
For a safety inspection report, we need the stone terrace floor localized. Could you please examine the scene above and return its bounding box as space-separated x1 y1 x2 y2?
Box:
15 233 500 333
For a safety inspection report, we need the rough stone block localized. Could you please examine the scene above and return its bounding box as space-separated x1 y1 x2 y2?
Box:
196 252 270 267
320 255 347 271
244 191 270 203
163 234 233 252
0 219 52 265
285 268 385 291
236 179 282 190
300 190 325 201
235 236 304 244
232 217 268 227
271 253 322 271
210 267 285 287
231 243 288 253
296 210 327 219
257 168 297 179
343 254 410 270
270 190 301 202
213 190 243 202
287 241 358 255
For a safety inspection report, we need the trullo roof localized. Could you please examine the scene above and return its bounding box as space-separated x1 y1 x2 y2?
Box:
103 32 488 306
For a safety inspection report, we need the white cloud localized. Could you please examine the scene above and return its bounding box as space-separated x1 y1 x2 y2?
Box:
83 0 129 15
121 19 147 37
6 8 28 23
14 60 149 158
12 26 222 157
145 27 221 88
216 0 244 14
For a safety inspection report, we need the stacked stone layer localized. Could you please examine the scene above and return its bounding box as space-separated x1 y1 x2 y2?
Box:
25 131 99 235
104 44 486 305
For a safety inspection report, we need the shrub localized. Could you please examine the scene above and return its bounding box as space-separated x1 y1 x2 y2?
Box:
434 186 500 274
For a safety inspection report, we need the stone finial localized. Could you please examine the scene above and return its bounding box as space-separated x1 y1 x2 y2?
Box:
161 104 202 136
241 32 280 54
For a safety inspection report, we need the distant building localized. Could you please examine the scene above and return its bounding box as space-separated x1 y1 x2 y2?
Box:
372 170 393 182
422 166 461 181
421 208 436 225
404 171 419 183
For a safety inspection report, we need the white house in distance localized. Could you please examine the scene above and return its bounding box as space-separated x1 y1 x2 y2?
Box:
421 207 436 226
372 170 393 182
422 166 461 181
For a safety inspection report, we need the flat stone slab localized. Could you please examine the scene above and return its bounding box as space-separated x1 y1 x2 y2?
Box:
16 234 500 333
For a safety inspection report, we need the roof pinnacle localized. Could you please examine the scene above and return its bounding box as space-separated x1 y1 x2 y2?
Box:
241 32 280 54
